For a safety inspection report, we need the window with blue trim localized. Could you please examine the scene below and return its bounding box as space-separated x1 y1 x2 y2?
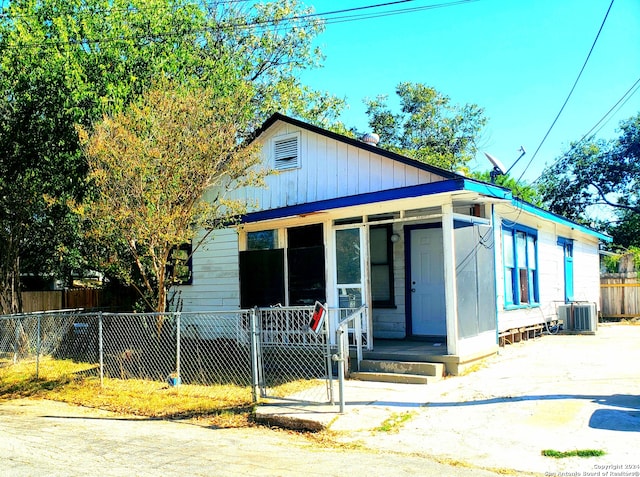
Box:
502 225 538 306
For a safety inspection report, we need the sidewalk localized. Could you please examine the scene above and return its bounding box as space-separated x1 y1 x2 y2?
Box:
256 323 640 475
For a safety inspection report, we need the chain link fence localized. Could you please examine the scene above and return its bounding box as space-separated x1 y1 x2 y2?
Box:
1 306 342 406
257 306 335 404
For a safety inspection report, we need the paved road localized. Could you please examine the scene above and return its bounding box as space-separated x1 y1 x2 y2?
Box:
0 399 508 477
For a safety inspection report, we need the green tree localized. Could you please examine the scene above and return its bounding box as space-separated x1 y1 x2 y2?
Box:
537 113 640 246
79 83 264 313
362 82 487 172
0 0 342 313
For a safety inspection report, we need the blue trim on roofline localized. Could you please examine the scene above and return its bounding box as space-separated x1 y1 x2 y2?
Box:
242 178 510 223
513 199 612 242
247 114 611 243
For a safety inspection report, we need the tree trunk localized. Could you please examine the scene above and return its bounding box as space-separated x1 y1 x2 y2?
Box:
0 237 22 315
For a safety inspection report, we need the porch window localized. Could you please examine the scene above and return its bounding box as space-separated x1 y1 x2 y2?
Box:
247 230 277 250
287 224 326 306
370 225 394 307
239 248 285 308
239 224 325 308
502 225 538 307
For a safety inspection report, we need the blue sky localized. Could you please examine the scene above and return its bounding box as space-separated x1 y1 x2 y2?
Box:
299 0 640 182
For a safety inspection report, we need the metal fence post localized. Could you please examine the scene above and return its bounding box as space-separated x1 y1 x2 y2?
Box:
324 306 334 405
250 308 259 403
13 320 19 364
36 315 41 379
98 312 104 387
335 325 346 414
175 312 181 379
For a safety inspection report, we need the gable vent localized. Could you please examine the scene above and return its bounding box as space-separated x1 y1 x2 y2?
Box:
274 133 300 170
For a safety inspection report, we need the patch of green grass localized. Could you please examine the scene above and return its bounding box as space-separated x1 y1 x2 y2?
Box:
373 411 416 433
541 449 606 458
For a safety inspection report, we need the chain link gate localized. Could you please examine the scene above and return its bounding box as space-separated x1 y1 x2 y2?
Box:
255 305 335 404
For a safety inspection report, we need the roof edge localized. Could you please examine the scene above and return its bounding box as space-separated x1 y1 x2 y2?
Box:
513 198 612 242
251 112 460 180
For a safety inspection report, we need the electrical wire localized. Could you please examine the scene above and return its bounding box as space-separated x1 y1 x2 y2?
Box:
530 73 640 185
587 77 640 138
0 0 478 50
516 0 615 184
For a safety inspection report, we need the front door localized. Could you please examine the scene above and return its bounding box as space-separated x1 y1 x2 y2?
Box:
408 227 446 336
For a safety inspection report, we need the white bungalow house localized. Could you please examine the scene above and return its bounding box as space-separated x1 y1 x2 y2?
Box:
175 113 610 374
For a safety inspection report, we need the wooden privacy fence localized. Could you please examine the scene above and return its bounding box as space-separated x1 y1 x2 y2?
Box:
21 289 102 313
600 272 640 318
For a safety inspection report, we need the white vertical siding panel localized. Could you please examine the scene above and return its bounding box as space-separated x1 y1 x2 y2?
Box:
314 133 326 200
347 145 359 196
405 164 419 186
393 161 406 188
369 150 383 191
380 156 396 190
297 130 309 204
358 149 370 194
325 136 338 200
418 170 432 183
335 141 349 197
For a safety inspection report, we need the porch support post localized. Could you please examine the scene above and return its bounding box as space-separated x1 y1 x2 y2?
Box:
442 202 459 355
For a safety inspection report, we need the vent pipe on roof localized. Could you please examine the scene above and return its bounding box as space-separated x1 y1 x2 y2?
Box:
361 132 380 147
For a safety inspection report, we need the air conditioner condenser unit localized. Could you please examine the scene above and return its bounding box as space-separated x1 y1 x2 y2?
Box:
557 303 597 333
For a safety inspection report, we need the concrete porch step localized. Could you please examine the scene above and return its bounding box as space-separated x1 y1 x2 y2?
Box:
350 359 445 384
350 371 440 384
360 359 445 377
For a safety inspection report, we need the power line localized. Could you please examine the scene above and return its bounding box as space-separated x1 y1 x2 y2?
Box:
530 73 640 185
0 0 419 23
321 0 478 25
579 75 640 141
516 0 615 184
0 0 478 50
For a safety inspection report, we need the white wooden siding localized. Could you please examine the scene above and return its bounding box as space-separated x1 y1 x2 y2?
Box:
226 121 447 214
494 205 602 332
175 229 240 311
572 239 601 303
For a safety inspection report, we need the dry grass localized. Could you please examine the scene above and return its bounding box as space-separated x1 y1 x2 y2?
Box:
620 318 640 325
0 357 324 428
0 357 254 426
268 378 326 398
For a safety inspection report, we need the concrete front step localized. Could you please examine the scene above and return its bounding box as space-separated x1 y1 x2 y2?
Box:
350 359 445 384
350 371 440 385
359 359 445 378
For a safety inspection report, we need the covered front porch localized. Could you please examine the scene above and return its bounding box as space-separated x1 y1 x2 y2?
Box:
239 184 508 373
